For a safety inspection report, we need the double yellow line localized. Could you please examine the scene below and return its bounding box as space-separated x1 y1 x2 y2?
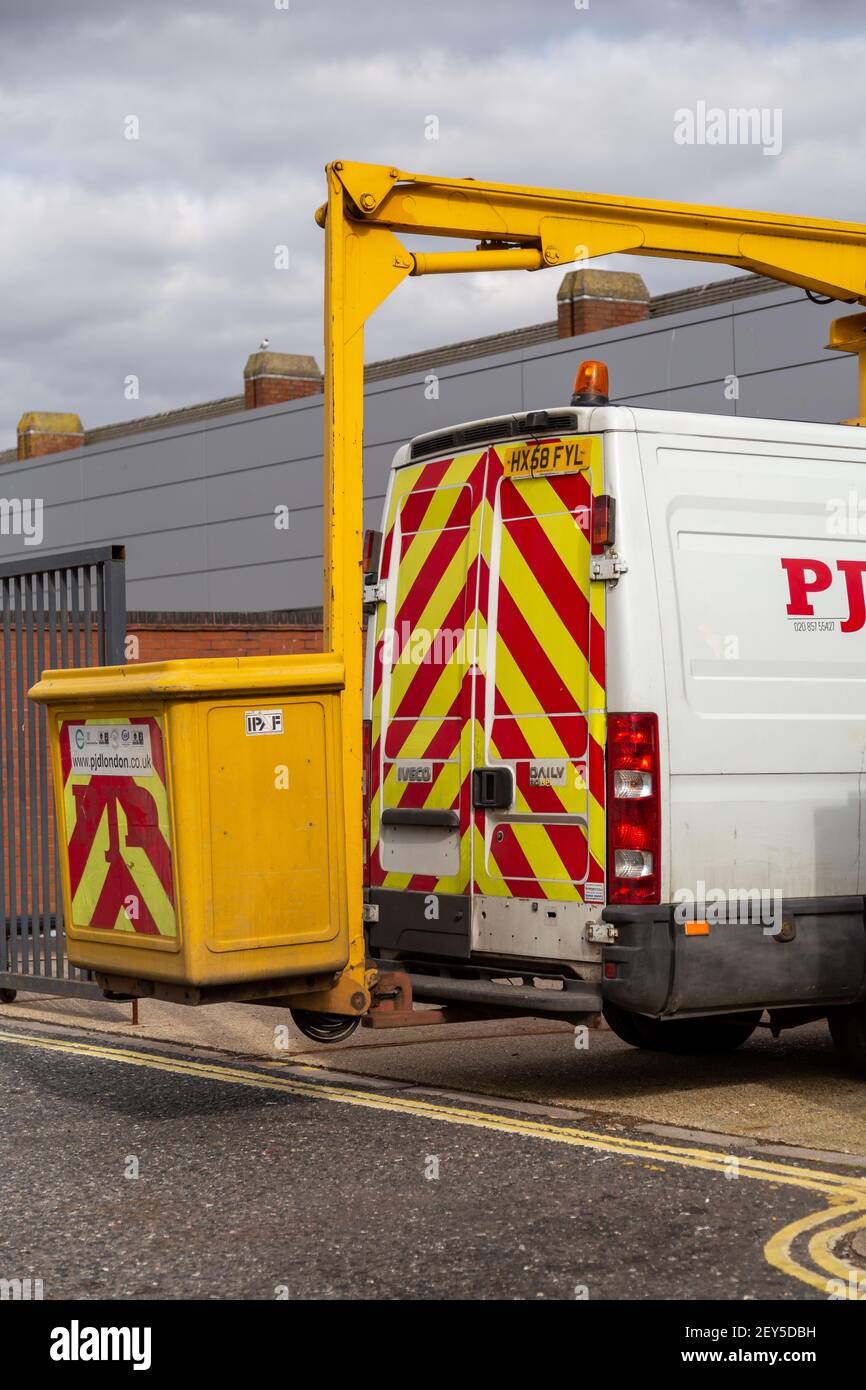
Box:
2 1025 864 1298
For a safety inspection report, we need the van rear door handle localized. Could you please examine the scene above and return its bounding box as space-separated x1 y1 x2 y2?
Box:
472 767 514 810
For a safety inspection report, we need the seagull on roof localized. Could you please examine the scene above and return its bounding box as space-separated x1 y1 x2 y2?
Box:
259 337 270 350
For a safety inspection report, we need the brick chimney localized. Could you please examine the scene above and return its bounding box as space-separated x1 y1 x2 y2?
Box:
556 269 650 338
243 351 323 408
17 411 84 460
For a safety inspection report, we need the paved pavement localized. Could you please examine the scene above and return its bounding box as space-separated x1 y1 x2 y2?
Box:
1 1020 862 1301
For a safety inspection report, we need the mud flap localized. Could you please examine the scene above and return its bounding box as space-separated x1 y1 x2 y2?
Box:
601 898 866 1016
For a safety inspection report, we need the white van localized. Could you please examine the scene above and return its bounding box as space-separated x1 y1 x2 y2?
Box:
362 361 866 1071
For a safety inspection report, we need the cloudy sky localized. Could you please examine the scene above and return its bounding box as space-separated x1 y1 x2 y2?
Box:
1 0 864 443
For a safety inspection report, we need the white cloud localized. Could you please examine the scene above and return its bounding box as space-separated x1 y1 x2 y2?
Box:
1 0 864 441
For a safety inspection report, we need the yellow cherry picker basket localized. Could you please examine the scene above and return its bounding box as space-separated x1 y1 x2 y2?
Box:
28 654 359 1009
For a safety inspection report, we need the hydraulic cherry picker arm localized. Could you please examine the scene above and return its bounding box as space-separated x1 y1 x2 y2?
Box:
324 160 866 305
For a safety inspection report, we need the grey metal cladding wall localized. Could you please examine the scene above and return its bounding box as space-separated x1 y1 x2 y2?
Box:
0 283 856 612
522 284 856 419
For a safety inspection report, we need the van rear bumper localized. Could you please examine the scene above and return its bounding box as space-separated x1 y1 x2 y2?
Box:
368 887 472 959
601 896 866 1018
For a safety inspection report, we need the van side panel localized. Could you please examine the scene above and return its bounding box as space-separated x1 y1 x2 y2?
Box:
637 430 866 902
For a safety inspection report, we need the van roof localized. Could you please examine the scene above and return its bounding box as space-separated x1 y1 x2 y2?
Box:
401 404 866 468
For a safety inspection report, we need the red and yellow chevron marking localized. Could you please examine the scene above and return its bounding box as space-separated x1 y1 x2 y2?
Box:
369 435 606 906
59 715 177 937
370 450 483 895
474 446 605 901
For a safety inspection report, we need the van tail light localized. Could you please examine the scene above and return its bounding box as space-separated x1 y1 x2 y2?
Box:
362 719 373 885
592 494 616 551
363 529 383 578
606 713 660 904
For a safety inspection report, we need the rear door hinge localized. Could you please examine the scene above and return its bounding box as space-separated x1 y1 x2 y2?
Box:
585 921 617 944
363 579 387 614
590 551 628 583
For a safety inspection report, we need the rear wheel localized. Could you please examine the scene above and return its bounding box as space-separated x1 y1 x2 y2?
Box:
0 988 17 1004
603 1003 760 1054
289 1009 361 1044
828 1003 866 1076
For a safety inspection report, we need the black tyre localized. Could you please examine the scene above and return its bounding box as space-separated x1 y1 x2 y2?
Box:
0 988 17 1004
828 1003 866 1076
600 1001 649 1047
604 1002 760 1054
289 1008 361 1043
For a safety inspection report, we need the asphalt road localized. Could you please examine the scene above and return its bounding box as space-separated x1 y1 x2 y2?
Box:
1 1022 863 1301
6 992 865 1156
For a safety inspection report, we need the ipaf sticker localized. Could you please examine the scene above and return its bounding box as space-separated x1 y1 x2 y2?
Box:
245 709 284 736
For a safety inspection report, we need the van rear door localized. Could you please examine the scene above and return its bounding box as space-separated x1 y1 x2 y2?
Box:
369 450 485 907
368 432 606 959
473 436 607 909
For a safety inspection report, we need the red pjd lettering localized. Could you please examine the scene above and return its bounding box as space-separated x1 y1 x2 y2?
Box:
781 556 866 633
837 559 866 633
780 558 833 615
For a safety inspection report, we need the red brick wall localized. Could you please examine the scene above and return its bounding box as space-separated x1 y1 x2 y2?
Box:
243 377 322 409
126 621 323 663
17 431 84 460
557 298 649 338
